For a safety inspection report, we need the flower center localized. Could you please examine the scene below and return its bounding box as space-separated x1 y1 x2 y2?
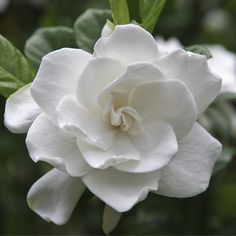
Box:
110 106 142 132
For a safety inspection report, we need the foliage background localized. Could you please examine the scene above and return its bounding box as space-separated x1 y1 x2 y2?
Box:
0 0 236 234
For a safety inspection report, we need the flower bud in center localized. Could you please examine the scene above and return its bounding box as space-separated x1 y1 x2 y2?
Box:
110 106 143 132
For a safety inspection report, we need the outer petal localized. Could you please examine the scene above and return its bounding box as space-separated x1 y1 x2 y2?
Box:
27 168 85 225
31 48 92 122
82 168 160 212
114 121 178 173
4 84 41 133
207 45 236 94
156 122 222 198
154 49 222 116
26 114 91 177
130 80 197 139
56 96 116 150
77 57 126 110
78 131 140 169
94 24 159 64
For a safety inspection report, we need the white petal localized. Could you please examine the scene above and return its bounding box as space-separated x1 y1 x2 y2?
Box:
31 48 92 122
77 57 126 110
98 62 166 108
27 168 85 225
26 114 91 177
114 121 178 173
154 49 222 116
103 205 122 235
78 131 140 169
4 84 41 133
56 96 116 150
94 24 159 64
156 122 222 197
155 36 182 54
82 168 160 212
207 45 236 94
130 80 197 139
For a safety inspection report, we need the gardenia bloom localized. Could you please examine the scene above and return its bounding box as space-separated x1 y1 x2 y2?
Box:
4 24 222 226
156 37 236 94
207 45 236 94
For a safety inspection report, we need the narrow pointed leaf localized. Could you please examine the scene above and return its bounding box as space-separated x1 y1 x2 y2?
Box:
109 0 130 25
140 0 166 33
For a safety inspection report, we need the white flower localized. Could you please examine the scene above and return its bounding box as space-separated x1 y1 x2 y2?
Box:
156 37 236 94
207 45 236 94
4 24 222 225
155 36 182 54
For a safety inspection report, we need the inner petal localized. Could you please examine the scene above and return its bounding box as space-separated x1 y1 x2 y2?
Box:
120 113 133 131
114 120 178 173
97 62 166 111
109 105 143 132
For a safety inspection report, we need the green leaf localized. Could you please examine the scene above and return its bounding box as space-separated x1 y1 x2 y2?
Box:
25 26 77 69
109 0 130 25
0 35 35 98
201 102 234 142
214 92 236 103
74 9 111 53
185 45 212 59
140 0 166 33
103 205 122 235
213 146 234 175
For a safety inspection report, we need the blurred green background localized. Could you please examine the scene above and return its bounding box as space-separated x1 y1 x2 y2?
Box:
0 0 236 234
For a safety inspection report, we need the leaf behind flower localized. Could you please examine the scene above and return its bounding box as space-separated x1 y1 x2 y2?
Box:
74 9 111 53
140 0 166 33
0 35 35 97
25 26 77 69
185 44 213 59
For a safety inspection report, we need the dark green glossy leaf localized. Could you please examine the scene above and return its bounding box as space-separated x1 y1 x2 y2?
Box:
0 35 35 97
74 9 111 53
25 26 77 69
